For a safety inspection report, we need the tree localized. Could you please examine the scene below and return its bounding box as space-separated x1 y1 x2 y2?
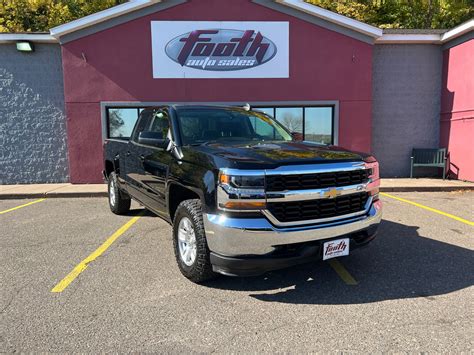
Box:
0 0 127 33
0 0 472 32
305 0 474 29
281 113 302 133
108 109 125 138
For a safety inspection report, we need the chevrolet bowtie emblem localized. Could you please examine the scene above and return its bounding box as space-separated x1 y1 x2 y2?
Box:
323 188 341 199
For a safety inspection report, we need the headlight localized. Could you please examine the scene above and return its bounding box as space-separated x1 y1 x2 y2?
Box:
217 171 265 211
364 158 380 201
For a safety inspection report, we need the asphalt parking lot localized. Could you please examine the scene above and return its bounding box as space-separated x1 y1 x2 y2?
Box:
0 191 472 352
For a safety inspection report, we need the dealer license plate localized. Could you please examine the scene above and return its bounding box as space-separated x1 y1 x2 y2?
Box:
323 238 350 260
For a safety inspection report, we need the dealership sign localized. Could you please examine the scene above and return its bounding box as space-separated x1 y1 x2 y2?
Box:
151 21 289 78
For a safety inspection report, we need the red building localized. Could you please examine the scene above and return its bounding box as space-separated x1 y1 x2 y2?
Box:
1 0 472 184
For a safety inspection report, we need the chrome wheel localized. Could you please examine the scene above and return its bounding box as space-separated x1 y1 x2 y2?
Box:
177 217 197 266
109 178 116 206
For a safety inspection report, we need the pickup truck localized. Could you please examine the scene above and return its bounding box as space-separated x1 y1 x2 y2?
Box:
104 105 382 283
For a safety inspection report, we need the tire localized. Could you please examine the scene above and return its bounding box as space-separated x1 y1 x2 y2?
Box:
108 172 131 215
173 199 217 283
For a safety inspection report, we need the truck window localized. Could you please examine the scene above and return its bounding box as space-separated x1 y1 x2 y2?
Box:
176 108 292 145
131 109 153 142
149 110 170 139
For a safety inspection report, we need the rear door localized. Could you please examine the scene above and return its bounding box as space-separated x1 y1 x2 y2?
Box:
124 108 172 216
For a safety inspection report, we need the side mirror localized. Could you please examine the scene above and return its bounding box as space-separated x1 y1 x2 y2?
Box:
138 131 169 149
291 132 303 141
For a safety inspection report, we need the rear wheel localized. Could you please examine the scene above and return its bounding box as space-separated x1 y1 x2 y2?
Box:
173 199 217 283
108 172 131 215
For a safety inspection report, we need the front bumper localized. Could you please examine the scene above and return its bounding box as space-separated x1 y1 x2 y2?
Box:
203 200 382 276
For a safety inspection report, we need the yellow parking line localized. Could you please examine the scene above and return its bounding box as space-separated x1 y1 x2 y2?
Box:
328 259 358 285
0 198 46 215
51 213 143 293
381 192 474 226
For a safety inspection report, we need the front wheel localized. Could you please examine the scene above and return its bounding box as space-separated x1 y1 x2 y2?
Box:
173 199 217 283
108 172 131 215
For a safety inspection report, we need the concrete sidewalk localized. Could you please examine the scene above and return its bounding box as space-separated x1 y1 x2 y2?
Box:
0 178 473 199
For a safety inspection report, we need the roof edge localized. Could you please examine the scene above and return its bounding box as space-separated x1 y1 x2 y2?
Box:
441 19 474 42
376 20 473 44
376 34 442 44
0 33 57 43
50 0 161 38
50 0 383 40
47 0 472 44
276 0 383 38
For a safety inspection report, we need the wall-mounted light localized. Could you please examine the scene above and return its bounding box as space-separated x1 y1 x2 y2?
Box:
16 41 34 52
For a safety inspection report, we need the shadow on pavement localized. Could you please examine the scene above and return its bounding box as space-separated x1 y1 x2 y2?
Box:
205 220 474 304
126 208 157 218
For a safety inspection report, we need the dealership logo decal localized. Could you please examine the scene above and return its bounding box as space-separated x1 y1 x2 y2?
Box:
165 29 277 71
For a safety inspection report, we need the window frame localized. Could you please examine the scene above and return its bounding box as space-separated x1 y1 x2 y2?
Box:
102 101 339 146
105 107 142 140
254 105 336 145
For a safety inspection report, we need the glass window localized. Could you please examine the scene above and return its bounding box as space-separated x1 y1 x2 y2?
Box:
107 105 335 145
149 110 170 139
176 108 292 145
108 108 140 139
131 109 153 142
275 107 303 135
304 107 333 144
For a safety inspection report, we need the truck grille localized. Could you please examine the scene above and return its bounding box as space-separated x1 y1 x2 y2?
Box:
266 169 369 191
267 192 369 223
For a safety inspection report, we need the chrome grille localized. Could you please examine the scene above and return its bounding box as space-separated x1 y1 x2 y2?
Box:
267 192 369 223
266 169 369 191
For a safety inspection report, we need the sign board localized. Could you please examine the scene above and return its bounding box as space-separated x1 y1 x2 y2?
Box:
151 21 289 78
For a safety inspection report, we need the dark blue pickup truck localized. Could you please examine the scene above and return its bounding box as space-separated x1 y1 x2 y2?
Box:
104 105 382 283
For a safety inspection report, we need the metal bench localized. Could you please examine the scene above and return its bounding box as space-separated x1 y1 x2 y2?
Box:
410 148 447 179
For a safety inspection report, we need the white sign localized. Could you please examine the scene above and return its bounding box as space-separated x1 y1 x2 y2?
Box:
151 21 289 79
323 238 350 260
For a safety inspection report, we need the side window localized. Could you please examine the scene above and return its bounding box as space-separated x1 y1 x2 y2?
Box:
149 109 170 139
107 108 140 139
131 109 153 142
252 118 276 139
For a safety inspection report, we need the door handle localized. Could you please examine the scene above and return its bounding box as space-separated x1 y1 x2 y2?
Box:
126 151 131 157
139 155 145 161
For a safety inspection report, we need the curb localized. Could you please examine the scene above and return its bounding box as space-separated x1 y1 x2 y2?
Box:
1 186 473 199
0 192 108 200
380 186 474 192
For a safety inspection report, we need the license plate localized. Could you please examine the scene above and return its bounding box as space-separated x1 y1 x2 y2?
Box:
323 238 350 260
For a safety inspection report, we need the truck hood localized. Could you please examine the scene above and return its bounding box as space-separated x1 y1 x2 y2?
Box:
187 141 369 168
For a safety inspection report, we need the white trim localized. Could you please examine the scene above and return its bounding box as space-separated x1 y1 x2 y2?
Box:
441 19 474 42
377 19 474 44
275 0 382 38
49 0 383 40
0 33 57 43
47 0 473 44
50 0 161 38
376 34 442 44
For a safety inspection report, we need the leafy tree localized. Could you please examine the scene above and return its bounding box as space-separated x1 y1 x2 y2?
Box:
305 0 474 29
0 0 126 33
0 0 472 32
108 109 125 138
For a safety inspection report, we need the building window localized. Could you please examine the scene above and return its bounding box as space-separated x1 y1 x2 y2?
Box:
304 107 333 145
255 106 335 144
107 108 143 139
106 105 335 144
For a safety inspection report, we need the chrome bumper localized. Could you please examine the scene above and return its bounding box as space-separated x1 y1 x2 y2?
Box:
204 200 382 257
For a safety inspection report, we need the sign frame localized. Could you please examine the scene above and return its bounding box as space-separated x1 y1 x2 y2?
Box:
151 21 289 79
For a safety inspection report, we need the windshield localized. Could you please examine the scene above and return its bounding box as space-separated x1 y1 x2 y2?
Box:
176 107 293 145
